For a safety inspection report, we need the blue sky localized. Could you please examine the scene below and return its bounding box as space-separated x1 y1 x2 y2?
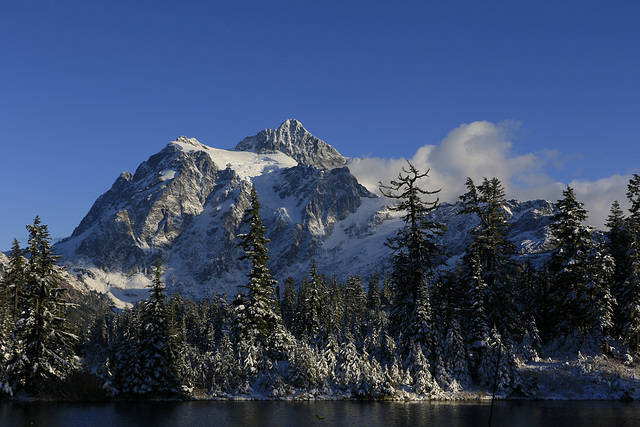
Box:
2 1 639 249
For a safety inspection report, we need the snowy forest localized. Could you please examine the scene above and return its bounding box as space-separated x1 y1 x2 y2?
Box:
3 165 640 401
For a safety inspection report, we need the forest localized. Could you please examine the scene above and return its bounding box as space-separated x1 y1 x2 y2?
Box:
2 165 640 401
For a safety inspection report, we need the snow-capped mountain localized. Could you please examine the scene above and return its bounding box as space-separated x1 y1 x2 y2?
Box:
54 119 557 306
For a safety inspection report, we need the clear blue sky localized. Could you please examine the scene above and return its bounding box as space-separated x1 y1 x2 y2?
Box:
2 1 639 249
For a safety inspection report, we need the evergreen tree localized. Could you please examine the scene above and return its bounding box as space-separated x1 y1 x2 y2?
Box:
407 280 435 360
367 270 382 312
606 201 630 336
6 217 78 394
280 277 297 330
234 186 282 342
344 275 367 332
459 177 517 337
547 186 596 338
405 341 440 396
477 328 522 393
379 272 395 309
379 161 446 348
2 239 26 327
137 260 181 397
461 247 490 375
443 318 471 385
622 174 640 351
294 261 325 340
585 240 616 346
111 308 144 396
519 317 542 362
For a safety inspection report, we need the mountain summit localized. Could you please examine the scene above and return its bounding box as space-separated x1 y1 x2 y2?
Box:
235 119 346 170
53 120 556 307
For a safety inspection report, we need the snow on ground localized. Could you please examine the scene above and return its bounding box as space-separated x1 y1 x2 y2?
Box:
188 353 640 402
518 353 639 400
69 266 154 309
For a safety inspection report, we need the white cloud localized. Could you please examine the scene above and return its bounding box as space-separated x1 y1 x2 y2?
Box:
569 175 630 228
348 121 632 229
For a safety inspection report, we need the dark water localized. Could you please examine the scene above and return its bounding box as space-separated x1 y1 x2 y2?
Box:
2 400 640 427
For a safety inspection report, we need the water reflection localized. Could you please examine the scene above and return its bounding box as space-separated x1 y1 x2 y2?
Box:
1 400 640 427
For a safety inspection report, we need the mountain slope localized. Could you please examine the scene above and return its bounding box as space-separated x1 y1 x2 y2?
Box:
55 120 557 306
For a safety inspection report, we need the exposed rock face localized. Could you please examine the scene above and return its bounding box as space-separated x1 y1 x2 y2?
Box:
235 119 346 170
54 120 558 304
61 141 220 273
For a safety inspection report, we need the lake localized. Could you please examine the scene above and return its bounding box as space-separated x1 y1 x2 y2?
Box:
2 400 640 427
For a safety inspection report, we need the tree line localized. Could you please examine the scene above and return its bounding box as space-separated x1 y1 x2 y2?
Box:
2 167 640 399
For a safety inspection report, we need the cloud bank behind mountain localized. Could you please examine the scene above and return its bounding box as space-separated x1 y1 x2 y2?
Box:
348 121 630 229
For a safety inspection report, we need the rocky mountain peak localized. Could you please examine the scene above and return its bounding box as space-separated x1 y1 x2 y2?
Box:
171 136 209 151
234 119 346 170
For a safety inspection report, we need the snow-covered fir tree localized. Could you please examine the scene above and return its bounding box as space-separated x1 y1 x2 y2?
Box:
606 200 631 337
459 177 518 338
280 277 297 330
622 174 640 351
6 217 79 394
136 260 181 397
548 186 597 339
585 239 616 347
379 161 445 351
518 317 542 362
294 262 325 341
234 186 282 343
460 247 490 375
2 239 26 328
477 327 521 393
111 308 144 396
406 279 436 360
405 341 440 396
344 275 367 333
443 317 471 385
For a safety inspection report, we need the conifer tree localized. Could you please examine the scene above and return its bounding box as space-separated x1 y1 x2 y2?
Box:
518 317 542 362
461 247 490 375
443 318 471 385
547 186 596 338
111 307 144 396
407 280 435 360
2 239 26 327
367 270 382 312
234 186 282 342
622 174 640 351
379 161 445 348
280 277 297 330
294 261 325 340
137 260 181 397
6 217 78 393
405 341 440 396
344 275 367 331
585 240 616 346
459 177 517 336
379 273 395 309
606 200 630 336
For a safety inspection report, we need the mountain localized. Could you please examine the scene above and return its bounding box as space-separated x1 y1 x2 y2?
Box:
53 120 558 307
235 119 346 170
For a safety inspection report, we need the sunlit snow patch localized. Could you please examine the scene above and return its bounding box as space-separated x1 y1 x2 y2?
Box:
159 169 177 181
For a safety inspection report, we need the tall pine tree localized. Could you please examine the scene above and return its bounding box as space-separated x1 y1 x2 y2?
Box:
234 186 282 343
6 217 78 394
137 259 181 397
547 186 596 338
459 177 517 337
622 174 640 351
379 161 446 351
